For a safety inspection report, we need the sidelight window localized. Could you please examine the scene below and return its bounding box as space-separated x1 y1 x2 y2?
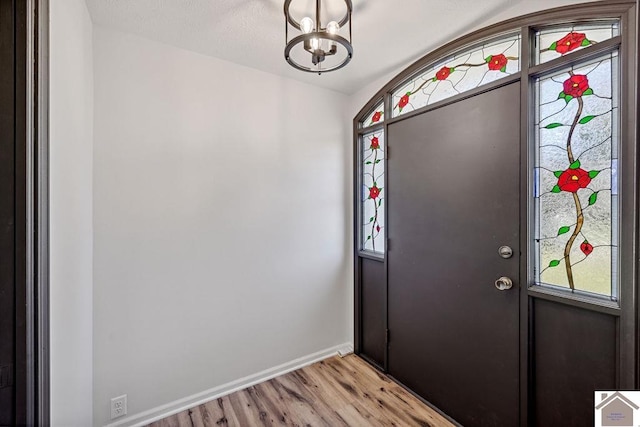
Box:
360 130 385 255
533 51 619 299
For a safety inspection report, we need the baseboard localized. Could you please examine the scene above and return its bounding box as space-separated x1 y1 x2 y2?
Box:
104 342 352 427
336 343 354 357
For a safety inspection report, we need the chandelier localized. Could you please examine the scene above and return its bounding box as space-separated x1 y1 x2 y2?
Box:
284 0 353 74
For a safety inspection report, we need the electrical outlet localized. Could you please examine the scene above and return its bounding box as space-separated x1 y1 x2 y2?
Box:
110 394 127 420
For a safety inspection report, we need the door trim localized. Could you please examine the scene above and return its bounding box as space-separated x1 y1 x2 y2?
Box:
518 24 533 427
24 0 50 424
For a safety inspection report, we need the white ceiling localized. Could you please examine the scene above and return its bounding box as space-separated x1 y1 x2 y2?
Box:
84 0 593 95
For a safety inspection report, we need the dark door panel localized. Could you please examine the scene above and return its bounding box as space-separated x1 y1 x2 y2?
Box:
533 299 617 427
387 83 521 427
360 258 385 367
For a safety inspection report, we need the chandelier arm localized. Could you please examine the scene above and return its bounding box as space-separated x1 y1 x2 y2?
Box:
337 0 352 28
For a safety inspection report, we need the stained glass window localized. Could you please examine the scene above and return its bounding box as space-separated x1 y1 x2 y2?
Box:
361 130 385 254
534 51 619 298
391 34 520 117
535 21 620 65
362 101 384 128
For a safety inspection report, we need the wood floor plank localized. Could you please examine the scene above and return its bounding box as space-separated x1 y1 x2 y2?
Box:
309 359 419 426
192 396 240 427
298 366 394 425
338 356 449 427
335 402 383 427
251 382 291 425
247 382 289 425
274 370 342 426
227 386 270 427
144 355 455 427
257 378 311 426
295 365 353 408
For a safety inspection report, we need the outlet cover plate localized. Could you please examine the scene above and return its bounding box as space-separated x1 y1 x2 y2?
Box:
111 394 127 419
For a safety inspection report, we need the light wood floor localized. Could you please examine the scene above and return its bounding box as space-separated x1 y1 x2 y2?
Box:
147 354 454 427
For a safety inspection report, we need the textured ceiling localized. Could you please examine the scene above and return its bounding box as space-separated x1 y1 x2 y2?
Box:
84 0 594 95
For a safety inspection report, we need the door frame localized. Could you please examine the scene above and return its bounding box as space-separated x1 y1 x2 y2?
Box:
4 0 51 424
32 1 50 423
353 1 638 425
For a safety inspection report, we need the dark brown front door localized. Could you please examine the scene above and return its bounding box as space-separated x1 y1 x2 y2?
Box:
387 82 521 426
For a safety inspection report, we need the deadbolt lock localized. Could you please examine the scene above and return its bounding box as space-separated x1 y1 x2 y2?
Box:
498 245 513 259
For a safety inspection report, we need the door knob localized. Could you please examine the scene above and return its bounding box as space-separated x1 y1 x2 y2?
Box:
495 276 513 291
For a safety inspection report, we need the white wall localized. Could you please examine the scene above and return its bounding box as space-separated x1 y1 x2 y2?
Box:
49 0 94 425
92 27 351 426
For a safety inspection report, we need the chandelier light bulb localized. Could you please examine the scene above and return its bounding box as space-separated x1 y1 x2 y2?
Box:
327 21 340 35
310 37 321 50
300 17 314 34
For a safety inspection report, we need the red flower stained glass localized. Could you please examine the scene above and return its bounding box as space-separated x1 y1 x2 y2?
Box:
563 75 590 98
486 54 508 72
369 186 381 200
551 32 590 54
556 168 591 193
392 35 520 117
434 67 452 81
537 24 618 65
537 56 617 294
363 101 384 128
580 241 594 256
362 130 384 254
398 93 410 110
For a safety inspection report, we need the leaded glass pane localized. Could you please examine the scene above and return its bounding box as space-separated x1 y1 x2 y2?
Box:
534 51 619 299
391 34 520 117
362 101 384 128
535 21 620 65
361 130 385 254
